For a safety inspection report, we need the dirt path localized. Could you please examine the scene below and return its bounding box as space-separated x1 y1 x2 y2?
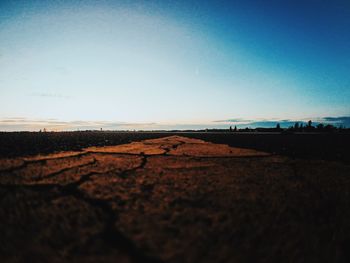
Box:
0 136 349 262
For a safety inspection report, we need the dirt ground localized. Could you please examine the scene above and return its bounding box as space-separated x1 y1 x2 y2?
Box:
0 135 349 262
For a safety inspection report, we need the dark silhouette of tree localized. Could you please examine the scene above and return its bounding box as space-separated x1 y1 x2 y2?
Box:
276 123 281 131
324 124 335 132
234 125 237 132
294 122 300 130
317 123 324 130
229 126 232 132
303 120 314 132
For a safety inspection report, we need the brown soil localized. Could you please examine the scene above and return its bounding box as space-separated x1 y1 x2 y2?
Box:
0 135 349 262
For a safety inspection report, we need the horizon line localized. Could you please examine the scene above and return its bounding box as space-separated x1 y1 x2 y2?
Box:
0 116 349 132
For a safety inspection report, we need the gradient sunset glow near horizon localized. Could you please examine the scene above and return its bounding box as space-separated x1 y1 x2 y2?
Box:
1 0 349 131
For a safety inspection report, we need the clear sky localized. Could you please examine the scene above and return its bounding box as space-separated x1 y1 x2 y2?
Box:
0 0 349 130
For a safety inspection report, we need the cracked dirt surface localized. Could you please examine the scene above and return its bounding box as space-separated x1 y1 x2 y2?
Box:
1 135 350 263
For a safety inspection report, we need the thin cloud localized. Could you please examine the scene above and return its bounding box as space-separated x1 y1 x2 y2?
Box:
213 118 253 123
322 116 350 124
0 118 159 131
29 92 72 99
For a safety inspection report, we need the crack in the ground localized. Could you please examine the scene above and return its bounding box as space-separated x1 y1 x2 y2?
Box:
87 150 274 159
117 153 148 179
24 152 88 162
59 174 163 263
86 151 145 156
0 178 163 262
32 158 98 182
0 162 27 174
160 141 186 155
0 153 163 263
0 152 90 174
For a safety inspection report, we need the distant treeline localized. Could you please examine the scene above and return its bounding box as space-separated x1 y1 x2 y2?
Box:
11 120 349 133
224 120 349 133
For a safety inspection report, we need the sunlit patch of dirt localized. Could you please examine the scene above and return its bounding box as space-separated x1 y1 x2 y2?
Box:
168 142 270 157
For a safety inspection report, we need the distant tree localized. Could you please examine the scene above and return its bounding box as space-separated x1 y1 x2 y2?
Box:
308 120 312 128
276 123 281 130
229 126 232 132
234 125 237 132
317 123 324 130
294 122 300 130
324 124 335 132
43 128 47 132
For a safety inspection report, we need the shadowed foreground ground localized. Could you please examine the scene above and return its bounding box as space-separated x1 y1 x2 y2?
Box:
0 135 349 262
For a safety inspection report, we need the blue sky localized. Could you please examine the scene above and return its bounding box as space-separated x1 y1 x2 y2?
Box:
0 0 349 130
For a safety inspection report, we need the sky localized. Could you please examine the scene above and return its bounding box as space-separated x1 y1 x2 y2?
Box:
0 0 349 130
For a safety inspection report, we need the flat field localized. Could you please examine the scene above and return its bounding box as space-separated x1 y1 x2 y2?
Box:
0 132 349 262
1 131 349 161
